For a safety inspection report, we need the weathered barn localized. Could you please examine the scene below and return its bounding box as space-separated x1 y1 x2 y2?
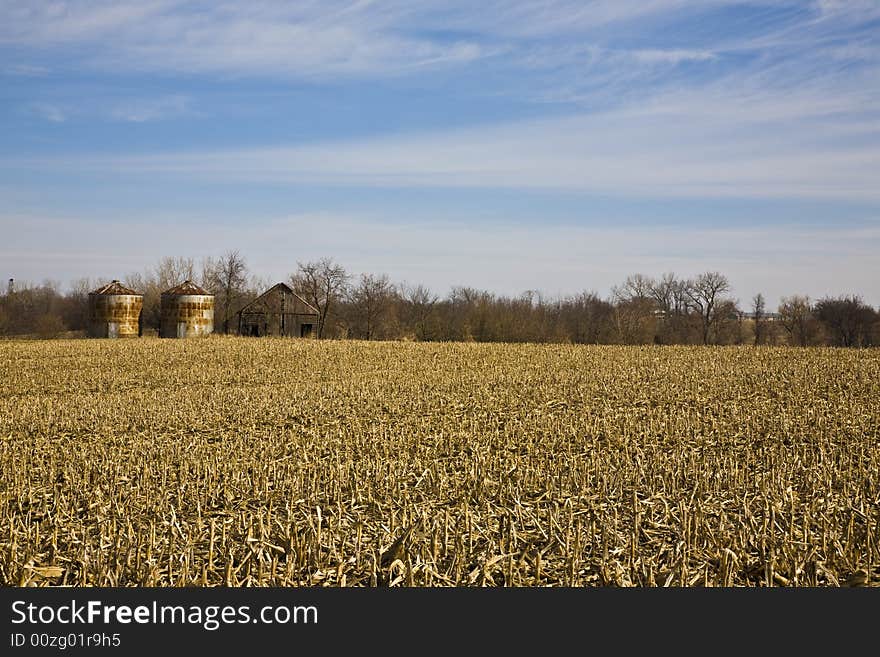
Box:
237 283 319 338
160 280 214 338
88 280 143 338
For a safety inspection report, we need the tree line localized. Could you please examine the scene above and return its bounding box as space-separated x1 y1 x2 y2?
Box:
2 252 879 347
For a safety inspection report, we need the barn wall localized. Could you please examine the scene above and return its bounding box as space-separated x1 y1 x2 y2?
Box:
239 312 317 337
237 285 318 337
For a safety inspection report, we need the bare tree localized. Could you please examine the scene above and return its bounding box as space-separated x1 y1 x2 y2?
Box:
203 250 248 334
121 257 197 333
613 273 654 303
778 295 816 346
649 273 676 315
61 277 97 332
649 273 696 343
612 274 658 344
348 273 396 340
123 270 156 330
399 283 439 341
561 291 614 344
123 271 146 293
752 293 766 346
34 313 65 339
0 280 65 336
154 256 195 290
717 298 745 344
448 286 497 342
814 296 876 347
686 272 732 345
290 258 349 339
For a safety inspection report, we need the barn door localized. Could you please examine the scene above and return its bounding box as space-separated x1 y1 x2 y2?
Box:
108 322 119 339
177 322 187 338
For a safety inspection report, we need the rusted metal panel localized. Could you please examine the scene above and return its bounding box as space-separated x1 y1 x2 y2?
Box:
87 280 143 338
162 280 211 296
159 281 214 338
91 280 138 296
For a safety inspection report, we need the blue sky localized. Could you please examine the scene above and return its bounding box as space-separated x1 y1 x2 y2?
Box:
2 0 879 308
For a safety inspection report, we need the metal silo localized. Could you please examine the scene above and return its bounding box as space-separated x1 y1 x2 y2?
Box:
159 280 214 338
88 280 143 338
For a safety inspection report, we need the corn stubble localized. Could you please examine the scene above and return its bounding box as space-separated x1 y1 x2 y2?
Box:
1 338 878 587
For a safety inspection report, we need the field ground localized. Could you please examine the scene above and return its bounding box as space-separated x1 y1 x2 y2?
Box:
1 337 878 586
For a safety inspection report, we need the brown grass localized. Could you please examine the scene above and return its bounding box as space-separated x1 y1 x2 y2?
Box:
1 338 878 586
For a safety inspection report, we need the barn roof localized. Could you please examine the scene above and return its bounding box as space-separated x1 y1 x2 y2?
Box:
238 282 320 315
90 280 139 296
162 280 211 296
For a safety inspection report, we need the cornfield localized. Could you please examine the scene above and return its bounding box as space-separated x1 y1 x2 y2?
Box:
1 337 878 587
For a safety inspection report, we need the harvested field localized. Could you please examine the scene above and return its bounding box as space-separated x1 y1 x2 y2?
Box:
1 338 878 586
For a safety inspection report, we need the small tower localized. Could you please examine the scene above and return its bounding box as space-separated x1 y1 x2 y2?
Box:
6 279 13 296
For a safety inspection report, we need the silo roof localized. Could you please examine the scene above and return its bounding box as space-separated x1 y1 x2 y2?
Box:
162 280 212 296
90 280 139 296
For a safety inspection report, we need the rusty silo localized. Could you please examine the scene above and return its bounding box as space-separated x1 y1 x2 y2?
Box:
88 280 143 338
159 280 214 338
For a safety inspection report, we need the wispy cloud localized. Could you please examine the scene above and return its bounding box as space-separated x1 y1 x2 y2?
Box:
816 0 880 22
108 95 193 123
0 1 488 78
3 2 878 128
395 0 765 39
631 49 717 65
0 1 831 80
25 78 876 201
2 63 49 76
4 2 879 200
21 95 196 124
26 102 66 123
2 2 879 306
